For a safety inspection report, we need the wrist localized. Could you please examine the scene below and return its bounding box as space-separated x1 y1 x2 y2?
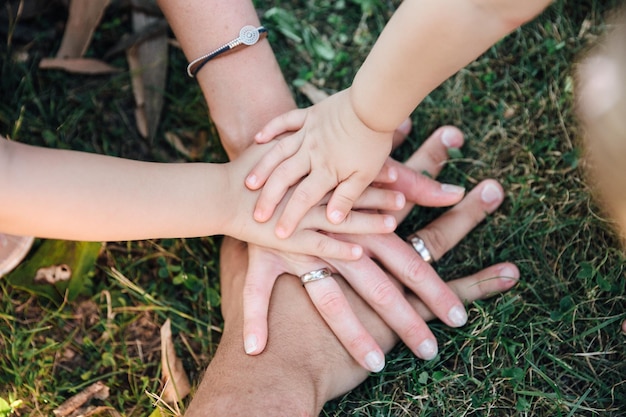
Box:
217 161 242 237
346 86 396 136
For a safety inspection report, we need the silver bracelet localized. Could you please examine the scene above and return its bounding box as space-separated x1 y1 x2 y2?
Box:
187 25 268 78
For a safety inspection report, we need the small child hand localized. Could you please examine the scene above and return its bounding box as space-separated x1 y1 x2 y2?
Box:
245 88 394 238
224 144 401 261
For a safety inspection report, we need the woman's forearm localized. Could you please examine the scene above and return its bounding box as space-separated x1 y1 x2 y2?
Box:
157 0 295 159
0 138 229 241
350 0 551 132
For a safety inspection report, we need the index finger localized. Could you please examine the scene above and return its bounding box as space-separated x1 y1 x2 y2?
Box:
275 171 337 238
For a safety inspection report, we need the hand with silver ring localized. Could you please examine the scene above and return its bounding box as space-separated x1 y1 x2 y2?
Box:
242 126 510 372
300 268 332 284
407 235 433 264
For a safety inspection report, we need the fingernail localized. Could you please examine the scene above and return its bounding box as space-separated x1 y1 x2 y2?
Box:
448 305 468 327
330 210 344 223
387 166 398 181
441 183 465 195
244 334 258 354
398 118 412 135
351 245 363 259
441 128 457 148
253 208 264 222
276 226 288 239
384 215 396 229
254 132 263 141
246 174 257 187
499 265 518 280
395 192 405 208
496 265 519 290
417 339 438 360
365 350 385 372
481 183 503 204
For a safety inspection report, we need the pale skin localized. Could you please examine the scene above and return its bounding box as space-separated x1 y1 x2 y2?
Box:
0 137 400 259
157 0 476 369
246 0 554 239
576 16 626 334
242 127 509 372
184 128 520 416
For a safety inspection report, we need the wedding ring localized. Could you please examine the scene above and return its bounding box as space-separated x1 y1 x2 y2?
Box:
407 235 433 264
300 268 332 285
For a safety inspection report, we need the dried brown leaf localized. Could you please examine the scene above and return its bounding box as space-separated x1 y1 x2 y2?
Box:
160 318 191 404
67 405 121 417
104 20 168 60
130 11 168 141
164 131 208 160
56 0 111 58
39 58 121 74
298 81 330 104
163 132 190 158
53 381 110 417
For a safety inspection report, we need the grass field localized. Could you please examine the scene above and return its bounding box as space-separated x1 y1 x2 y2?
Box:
0 0 625 416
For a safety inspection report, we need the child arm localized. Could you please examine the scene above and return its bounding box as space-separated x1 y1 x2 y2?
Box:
0 137 228 241
0 138 394 259
247 0 552 237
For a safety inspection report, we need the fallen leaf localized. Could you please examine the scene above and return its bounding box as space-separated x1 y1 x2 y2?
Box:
39 58 122 74
0 233 34 277
6 240 102 303
67 405 121 417
160 319 191 404
164 131 208 160
103 20 168 60
53 381 110 417
56 0 111 59
163 132 188 158
127 10 168 141
298 81 329 104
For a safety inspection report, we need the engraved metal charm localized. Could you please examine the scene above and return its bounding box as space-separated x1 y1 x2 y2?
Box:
240 25 260 45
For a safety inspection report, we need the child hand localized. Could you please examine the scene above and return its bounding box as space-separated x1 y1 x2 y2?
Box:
245 88 394 238
224 144 402 260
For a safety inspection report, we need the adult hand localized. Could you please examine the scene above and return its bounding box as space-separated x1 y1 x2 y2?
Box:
241 127 506 373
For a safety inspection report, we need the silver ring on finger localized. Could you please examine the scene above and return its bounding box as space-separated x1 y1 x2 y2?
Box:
300 267 332 285
407 234 433 264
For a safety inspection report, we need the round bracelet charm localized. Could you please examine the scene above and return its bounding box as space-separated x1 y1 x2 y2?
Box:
240 25 260 45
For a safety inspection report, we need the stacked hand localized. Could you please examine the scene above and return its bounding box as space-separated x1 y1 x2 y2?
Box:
245 88 394 237
222 138 459 260
239 126 514 372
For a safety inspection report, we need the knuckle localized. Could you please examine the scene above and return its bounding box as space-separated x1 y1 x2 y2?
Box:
292 186 314 206
345 333 373 355
314 237 331 255
316 289 347 317
334 192 357 209
242 280 268 306
273 162 293 180
403 257 429 286
402 321 429 343
274 138 293 155
369 280 400 309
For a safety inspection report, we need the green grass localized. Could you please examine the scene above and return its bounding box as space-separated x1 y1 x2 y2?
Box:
1 0 625 416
